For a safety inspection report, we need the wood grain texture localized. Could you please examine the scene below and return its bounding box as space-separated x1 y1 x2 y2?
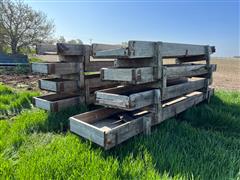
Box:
162 78 207 100
92 43 122 56
96 89 156 111
31 62 81 75
39 78 79 92
57 43 85 56
114 58 155 68
101 67 154 84
93 41 215 59
166 64 208 78
34 93 82 112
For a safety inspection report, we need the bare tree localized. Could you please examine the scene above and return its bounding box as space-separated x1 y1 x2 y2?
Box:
0 0 55 54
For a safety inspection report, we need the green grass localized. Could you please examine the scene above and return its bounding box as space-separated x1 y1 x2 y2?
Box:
29 57 43 63
0 83 39 118
0 83 239 179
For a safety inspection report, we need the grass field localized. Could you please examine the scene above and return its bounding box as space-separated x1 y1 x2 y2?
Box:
0 83 39 119
0 84 239 179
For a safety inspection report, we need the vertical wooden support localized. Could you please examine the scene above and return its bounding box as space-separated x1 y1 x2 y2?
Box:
204 45 212 103
59 53 85 104
152 42 163 124
143 115 151 135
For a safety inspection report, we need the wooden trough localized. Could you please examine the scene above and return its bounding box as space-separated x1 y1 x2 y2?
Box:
39 78 79 92
33 93 81 112
32 43 118 112
69 40 217 149
32 40 217 149
70 89 213 149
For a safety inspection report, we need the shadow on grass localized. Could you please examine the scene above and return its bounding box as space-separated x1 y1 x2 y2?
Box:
100 94 240 180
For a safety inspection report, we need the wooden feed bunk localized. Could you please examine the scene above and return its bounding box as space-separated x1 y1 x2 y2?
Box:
31 43 119 112
69 40 216 149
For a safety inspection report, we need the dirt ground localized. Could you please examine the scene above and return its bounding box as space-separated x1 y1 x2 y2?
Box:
0 57 239 91
164 57 240 91
0 73 47 91
211 58 240 90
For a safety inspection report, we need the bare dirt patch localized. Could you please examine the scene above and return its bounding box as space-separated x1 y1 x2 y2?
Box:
0 73 46 91
211 58 240 91
0 66 47 91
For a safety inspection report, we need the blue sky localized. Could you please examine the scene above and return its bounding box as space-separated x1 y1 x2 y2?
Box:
26 0 239 57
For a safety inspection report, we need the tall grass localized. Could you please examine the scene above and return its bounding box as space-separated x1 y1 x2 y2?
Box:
0 84 239 179
0 83 39 118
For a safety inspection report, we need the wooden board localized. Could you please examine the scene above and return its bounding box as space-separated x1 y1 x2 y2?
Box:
162 91 206 121
92 43 122 56
70 89 214 149
101 64 216 83
0 53 28 65
36 44 57 55
162 77 207 100
96 88 159 111
31 62 81 75
85 61 114 72
101 67 154 84
39 78 79 92
165 64 216 78
85 75 118 89
114 58 155 68
176 55 206 63
34 93 82 112
94 41 215 59
57 43 85 56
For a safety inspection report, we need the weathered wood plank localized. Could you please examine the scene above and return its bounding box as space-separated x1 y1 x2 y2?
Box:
162 91 205 120
176 55 206 63
58 55 83 62
94 41 153 58
36 44 57 55
85 61 114 72
85 75 119 89
70 118 105 146
57 43 85 56
31 62 81 75
166 64 209 78
161 43 208 58
96 89 157 111
114 58 155 68
39 78 79 92
92 43 122 55
34 93 82 112
94 41 215 59
101 67 154 84
105 114 150 149
162 78 207 100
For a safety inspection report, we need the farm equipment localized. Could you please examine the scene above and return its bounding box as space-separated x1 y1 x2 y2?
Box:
32 40 216 149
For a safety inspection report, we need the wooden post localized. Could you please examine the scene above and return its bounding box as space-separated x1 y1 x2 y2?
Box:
204 45 212 103
143 116 151 135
